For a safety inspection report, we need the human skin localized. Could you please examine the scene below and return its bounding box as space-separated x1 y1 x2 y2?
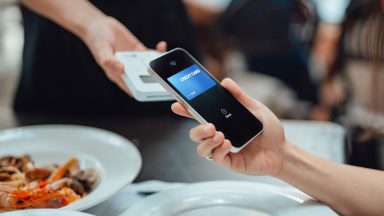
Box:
21 0 167 95
172 78 384 216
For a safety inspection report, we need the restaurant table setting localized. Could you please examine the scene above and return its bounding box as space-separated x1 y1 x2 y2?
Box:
0 112 344 215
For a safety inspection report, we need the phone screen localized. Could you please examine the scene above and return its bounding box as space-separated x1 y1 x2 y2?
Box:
167 64 216 100
150 48 263 149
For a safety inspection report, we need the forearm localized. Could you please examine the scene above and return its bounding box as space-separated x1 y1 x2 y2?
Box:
21 0 106 40
278 142 384 216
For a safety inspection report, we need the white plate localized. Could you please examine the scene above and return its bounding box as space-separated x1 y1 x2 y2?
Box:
0 125 142 211
1 209 94 216
120 181 337 216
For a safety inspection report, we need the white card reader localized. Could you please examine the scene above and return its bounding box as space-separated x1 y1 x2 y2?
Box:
115 51 174 102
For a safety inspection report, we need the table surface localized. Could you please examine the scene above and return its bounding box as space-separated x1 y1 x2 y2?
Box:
0 107 345 186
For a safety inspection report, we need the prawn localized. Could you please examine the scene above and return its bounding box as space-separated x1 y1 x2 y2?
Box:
49 158 79 182
0 183 80 210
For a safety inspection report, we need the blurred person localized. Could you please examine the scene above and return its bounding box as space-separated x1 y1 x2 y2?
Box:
311 0 352 122
218 0 319 106
14 0 201 115
323 0 384 169
311 0 350 73
183 0 231 79
172 78 384 216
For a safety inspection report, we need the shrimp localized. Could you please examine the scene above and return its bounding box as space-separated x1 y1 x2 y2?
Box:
0 183 80 210
0 156 95 211
49 158 79 182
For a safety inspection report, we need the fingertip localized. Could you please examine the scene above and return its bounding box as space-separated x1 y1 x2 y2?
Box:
206 123 216 131
113 62 124 75
170 102 182 114
158 41 166 46
221 78 256 108
203 123 216 136
222 140 232 152
190 124 214 142
213 131 224 142
171 102 179 112
101 54 125 75
171 102 191 117
156 41 167 52
171 102 183 110
221 78 234 85
221 78 238 90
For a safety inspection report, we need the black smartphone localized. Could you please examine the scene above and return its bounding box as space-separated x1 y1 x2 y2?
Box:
148 48 263 152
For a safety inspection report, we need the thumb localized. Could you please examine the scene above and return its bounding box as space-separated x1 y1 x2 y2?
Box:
221 78 263 109
155 41 168 52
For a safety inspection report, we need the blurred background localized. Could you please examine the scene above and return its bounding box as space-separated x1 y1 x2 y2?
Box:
0 0 22 108
1 0 383 169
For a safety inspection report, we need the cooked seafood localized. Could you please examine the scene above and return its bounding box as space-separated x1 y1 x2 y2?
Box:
0 155 97 211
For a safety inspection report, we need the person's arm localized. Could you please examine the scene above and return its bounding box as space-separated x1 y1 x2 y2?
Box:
172 78 384 216
20 0 166 95
21 0 106 40
280 142 384 216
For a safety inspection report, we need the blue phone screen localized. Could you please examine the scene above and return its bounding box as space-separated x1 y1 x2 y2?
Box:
167 64 216 100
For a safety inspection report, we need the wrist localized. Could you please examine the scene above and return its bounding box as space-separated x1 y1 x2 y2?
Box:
75 13 107 42
273 140 304 180
274 140 327 187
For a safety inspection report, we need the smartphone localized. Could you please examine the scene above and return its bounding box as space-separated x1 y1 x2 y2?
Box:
148 48 263 152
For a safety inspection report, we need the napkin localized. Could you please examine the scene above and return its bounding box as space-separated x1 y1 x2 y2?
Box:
85 180 186 216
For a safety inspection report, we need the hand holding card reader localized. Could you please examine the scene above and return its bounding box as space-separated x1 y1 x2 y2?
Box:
115 51 173 102
148 48 264 152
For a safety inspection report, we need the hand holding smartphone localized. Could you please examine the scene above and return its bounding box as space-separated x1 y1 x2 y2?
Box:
148 48 263 152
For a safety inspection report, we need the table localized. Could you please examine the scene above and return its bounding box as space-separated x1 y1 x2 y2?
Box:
0 107 345 186
0 107 344 215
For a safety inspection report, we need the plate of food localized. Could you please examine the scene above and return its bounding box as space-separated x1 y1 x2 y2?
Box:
0 209 95 216
120 181 337 216
0 125 142 212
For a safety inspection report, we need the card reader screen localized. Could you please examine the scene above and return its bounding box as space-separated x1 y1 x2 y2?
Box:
167 64 216 100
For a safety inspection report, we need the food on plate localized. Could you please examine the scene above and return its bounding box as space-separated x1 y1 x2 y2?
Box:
0 155 97 211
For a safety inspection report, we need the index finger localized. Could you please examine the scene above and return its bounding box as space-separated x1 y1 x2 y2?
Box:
171 102 193 119
190 123 216 142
